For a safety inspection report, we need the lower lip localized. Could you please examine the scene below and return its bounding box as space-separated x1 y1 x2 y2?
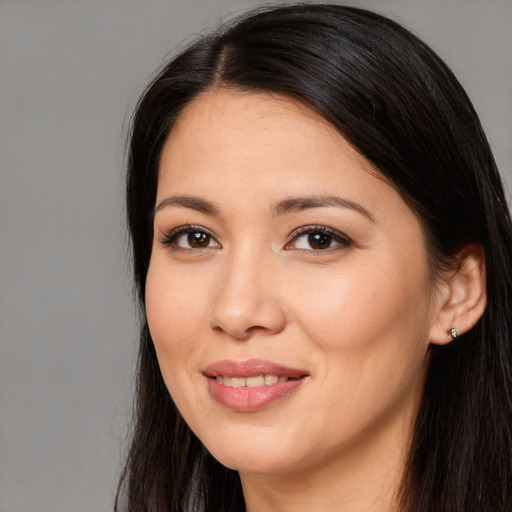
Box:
206 377 306 412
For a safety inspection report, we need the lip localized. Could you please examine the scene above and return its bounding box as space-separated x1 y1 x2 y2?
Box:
203 359 308 379
203 359 309 412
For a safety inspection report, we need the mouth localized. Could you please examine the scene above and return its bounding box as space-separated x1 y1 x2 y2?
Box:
212 374 299 388
203 359 309 411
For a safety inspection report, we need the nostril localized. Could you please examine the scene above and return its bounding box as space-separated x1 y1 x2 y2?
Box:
210 323 251 340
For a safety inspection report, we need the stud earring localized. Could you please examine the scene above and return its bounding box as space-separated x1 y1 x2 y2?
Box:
448 327 458 340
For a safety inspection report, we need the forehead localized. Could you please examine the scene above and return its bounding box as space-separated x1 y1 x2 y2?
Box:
157 90 412 220
159 90 378 193
171 89 347 142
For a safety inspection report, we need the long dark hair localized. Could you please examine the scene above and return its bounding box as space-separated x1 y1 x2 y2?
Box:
116 4 512 511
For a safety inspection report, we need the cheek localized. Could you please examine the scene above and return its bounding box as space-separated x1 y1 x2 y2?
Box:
145 260 205 375
145 260 214 427
289 261 431 439
289 252 432 422
292 259 429 346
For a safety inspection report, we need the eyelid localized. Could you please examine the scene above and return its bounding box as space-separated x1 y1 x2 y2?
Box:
157 223 351 252
285 224 353 251
158 224 221 249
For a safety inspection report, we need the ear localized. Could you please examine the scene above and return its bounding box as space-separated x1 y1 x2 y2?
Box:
429 244 487 345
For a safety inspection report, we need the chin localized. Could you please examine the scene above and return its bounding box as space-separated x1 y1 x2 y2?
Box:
198 427 304 474
212 449 296 475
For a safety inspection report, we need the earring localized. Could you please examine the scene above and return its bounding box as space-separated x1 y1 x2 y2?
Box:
448 327 458 340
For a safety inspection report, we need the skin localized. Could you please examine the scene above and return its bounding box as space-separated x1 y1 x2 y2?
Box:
145 90 483 511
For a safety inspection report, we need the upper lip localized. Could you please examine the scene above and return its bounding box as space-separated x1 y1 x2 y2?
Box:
203 359 308 379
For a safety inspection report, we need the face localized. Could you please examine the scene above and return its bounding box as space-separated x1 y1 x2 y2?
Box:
146 90 441 476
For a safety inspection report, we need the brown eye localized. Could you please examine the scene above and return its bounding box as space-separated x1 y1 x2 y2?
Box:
161 225 220 250
307 232 332 250
188 231 211 248
286 226 352 252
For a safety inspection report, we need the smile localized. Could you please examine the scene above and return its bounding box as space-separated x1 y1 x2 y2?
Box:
214 375 293 387
203 360 308 411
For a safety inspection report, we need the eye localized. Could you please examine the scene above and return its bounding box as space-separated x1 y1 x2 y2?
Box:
160 225 220 250
286 226 352 252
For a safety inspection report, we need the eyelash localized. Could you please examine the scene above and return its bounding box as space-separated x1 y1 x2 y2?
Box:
158 224 352 253
285 225 353 253
159 225 220 252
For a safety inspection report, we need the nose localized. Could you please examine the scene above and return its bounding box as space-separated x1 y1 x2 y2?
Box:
208 250 287 341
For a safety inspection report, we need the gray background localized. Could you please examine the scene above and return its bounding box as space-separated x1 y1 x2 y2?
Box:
1 1 510 511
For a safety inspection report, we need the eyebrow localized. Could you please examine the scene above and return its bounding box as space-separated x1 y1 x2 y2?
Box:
154 195 220 216
272 195 375 222
153 194 374 223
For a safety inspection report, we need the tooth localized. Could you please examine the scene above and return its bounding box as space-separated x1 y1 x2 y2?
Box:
264 375 279 385
246 375 264 387
279 376 288 382
222 376 232 386
231 377 246 388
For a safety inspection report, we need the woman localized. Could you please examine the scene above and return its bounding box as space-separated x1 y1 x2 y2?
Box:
116 4 512 511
